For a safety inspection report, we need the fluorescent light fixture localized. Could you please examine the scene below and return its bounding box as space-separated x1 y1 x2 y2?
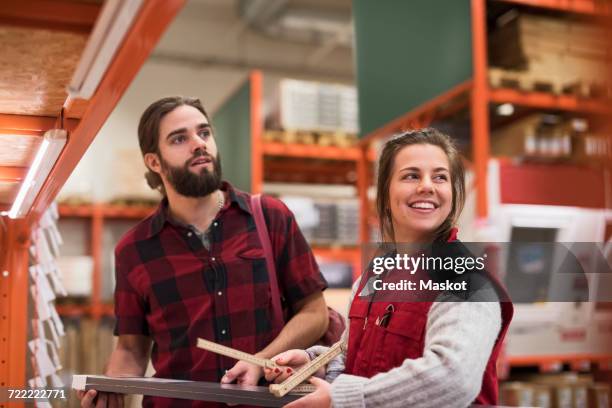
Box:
496 103 514 116
68 0 144 99
8 129 68 219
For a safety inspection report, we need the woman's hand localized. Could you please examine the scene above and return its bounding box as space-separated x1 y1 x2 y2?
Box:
264 349 310 383
283 377 331 408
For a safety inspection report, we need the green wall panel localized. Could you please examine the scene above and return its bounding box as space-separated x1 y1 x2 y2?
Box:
212 80 252 192
353 0 473 137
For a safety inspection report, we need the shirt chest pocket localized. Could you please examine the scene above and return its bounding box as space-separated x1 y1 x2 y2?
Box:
223 246 272 310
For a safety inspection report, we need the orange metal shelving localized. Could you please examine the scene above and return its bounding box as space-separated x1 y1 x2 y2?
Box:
250 71 264 194
0 219 29 395
248 71 374 278
58 204 156 219
497 0 612 15
55 303 114 318
263 141 376 162
489 87 612 114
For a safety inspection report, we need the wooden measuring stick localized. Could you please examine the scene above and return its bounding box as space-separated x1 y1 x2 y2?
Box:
196 338 315 394
197 338 278 369
269 340 346 397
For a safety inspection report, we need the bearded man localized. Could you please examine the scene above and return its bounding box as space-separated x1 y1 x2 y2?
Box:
78 97 329 408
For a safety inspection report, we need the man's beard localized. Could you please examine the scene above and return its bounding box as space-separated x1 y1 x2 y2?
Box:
160 151 222 197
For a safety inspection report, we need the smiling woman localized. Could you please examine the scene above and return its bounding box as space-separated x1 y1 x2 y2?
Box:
387 143 452 243
377 128 466 244
265 128 513 408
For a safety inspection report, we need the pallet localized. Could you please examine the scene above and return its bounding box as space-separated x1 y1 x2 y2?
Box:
489 68 563 95
488 68 610 98
263 130 358 148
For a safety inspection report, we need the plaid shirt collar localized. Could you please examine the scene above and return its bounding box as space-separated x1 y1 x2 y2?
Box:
145 181 251 239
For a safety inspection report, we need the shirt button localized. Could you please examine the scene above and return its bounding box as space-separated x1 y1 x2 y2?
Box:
217 291 223 296
221 329 226 335
211 257 216 262
187 232 193 237
213 222 218 227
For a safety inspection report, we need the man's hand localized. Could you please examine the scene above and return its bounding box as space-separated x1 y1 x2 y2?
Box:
76 389 124 408
283 377 331 408
221 360 263 386
76 335 148 407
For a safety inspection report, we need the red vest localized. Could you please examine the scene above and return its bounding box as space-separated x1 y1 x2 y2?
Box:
344 235 513 405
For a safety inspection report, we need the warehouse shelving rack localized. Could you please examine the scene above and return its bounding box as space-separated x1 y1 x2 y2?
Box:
360 0 612 222
357 0 612 372
246 71 375 279
258 140 369 277
0 0 184 398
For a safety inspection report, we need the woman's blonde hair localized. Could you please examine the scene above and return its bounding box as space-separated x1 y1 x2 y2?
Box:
376 128 466 243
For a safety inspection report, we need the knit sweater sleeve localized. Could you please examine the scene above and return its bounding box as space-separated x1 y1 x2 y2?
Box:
305 279 359 381
329 298 502 408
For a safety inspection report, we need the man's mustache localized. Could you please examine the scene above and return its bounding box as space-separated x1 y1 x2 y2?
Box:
187 150 214 167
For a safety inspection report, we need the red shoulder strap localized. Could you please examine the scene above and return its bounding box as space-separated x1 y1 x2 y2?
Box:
251 194 284 330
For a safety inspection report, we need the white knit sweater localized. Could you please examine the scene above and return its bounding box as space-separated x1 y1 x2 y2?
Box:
308 281 502 408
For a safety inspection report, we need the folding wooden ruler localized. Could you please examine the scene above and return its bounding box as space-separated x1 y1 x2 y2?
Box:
197 338 318 394
197 338 279 369
269 340 347 397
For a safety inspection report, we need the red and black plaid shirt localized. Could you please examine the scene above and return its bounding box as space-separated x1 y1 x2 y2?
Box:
114 182 327 406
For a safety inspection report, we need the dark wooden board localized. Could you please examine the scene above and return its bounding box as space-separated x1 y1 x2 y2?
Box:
72 375 303 407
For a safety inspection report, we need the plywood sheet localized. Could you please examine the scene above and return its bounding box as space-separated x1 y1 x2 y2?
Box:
0 25 87 116
0 133 41 167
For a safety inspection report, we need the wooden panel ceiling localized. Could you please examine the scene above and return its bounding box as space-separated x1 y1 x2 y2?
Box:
0 26 88 116
0 0 100 211
0 134 42 167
